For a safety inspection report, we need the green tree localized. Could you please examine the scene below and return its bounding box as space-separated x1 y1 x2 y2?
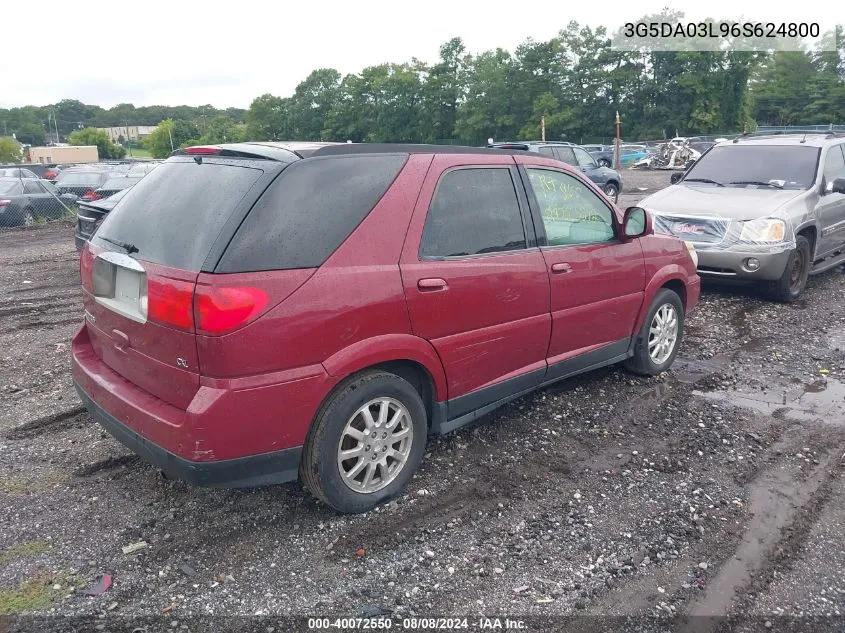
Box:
67 127 126 159
245 94 291 140
142 119 199 158
0 137 23 163
288 69 341 140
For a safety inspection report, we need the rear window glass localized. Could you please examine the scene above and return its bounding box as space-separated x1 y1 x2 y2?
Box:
216 154 407 273
58 172 102 185
93 160 264 271
0 179 23 194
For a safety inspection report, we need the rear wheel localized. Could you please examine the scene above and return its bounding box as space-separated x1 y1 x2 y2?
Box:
624 288 684 376
765 235 810 302
300 371 427 513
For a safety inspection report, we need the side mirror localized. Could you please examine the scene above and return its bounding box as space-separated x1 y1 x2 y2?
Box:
623 206 650 238
670 172 683 184
832 178 845 195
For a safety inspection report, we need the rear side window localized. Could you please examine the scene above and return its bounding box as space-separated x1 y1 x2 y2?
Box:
94 160 264 271
420 168 526 258
554 147 577 166
217 154 407 272
58 172 102 185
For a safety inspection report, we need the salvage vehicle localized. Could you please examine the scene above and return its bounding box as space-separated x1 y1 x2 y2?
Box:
72 142 700 513
638 132 845 301
487 141 624 202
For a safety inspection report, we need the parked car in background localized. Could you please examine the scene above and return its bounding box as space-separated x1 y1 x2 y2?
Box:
74 187 132 250
618 146 652 167
639 132 845 301
0 167 40 179
73 141 699 513
584 145 615 167
54 168 113 197
84 175 143 201
0 177 77 227
125 162 159 177
43 166 62 182
487 141 623 202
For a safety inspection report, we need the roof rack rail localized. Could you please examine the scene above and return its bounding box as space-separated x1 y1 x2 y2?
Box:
740 130 845 138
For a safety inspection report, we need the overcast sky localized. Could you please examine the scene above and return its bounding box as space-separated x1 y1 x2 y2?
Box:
0 0 832 109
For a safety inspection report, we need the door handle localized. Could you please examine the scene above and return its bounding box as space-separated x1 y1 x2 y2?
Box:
417 278 448 291
551 263 572 274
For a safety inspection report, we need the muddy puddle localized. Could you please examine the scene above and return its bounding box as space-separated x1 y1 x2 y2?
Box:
694 377 845 424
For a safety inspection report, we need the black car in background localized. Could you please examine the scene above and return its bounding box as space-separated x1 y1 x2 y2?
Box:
85 175 143 201
54 168 113 197
74 187 132 250
487 141 624 202
0 177 78 227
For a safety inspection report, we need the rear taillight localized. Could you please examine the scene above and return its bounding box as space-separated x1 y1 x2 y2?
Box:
80 248 94 293
147 278 195 331
82 190 102 201
194 286 268 335
0 200 9 208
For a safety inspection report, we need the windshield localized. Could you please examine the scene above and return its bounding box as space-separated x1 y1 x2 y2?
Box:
684 145 820 190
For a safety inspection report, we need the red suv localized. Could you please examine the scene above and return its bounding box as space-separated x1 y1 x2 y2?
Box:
72 142 700 513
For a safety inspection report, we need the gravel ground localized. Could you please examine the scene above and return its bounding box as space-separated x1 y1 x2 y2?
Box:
1 174 844 632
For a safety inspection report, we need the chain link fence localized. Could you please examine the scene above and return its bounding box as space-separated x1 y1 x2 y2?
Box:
0 160 159 230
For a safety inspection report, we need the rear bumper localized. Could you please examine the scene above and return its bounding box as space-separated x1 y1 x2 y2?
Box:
71 324 330 487
75 383 301 487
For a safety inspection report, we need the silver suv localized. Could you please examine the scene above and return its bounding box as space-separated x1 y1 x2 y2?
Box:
638 132 845 301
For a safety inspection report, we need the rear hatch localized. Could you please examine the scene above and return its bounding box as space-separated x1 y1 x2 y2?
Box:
80 155 286 409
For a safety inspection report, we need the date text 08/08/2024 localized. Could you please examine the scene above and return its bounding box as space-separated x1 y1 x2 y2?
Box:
308 617 528 630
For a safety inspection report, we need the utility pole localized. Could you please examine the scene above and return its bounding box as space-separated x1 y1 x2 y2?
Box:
168 127 174 152
614 111 622 171
52 110 60 145
541 115 546 142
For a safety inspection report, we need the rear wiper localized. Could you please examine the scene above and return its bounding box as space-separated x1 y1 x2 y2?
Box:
99 236 138 254
683 178 724 187
729 180 784 189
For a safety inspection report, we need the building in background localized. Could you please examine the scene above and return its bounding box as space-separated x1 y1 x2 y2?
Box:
97 126 157 143
27 145 99 164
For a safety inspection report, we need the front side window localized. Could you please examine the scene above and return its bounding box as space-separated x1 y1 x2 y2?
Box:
420 168 526 258
526 168 616 246
823 145 845 190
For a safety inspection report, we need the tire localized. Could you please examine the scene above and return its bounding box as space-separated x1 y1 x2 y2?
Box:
603 182 619 203
300 370 428 513
598 159 611 168
23 209 35 227
624 288 684 376
764 235 811 302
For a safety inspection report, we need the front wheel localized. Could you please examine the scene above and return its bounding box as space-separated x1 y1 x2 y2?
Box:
603 183 619 203
624 288 684 376
764 235 810 302
300 371 427 513
598 159 611 168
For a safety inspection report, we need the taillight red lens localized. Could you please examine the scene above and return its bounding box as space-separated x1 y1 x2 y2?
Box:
183 146 221 155
147 278 195 331
0 199 9 207
195 286 268 335
80 248 94 293
83 190 101 201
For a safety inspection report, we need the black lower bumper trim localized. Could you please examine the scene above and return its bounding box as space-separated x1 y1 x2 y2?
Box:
75 382 302 488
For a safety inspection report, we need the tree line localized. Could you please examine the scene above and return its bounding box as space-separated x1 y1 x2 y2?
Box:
2 14 842 158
